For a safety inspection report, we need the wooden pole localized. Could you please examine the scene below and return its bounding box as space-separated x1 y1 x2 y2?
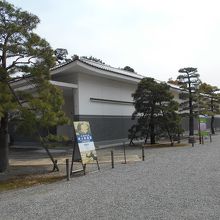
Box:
96 159 100 171
111 150 114 168
123 142 127 164
142 146 145 161
210 134 212 143
66 159 70 181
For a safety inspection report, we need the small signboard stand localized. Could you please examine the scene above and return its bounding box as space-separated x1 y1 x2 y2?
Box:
198 115 209 143
70 138 86 175
70 121 100 176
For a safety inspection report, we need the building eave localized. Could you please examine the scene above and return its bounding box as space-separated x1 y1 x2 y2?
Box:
50 59 143 83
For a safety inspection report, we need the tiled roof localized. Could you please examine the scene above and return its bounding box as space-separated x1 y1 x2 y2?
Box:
51 57 143 80
50 57 181 90
50 59 74 71
79 58 143 79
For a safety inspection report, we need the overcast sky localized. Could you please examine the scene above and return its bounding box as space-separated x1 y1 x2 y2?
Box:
9 0 220 87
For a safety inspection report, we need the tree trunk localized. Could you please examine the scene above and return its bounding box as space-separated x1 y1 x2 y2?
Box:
144 134 148 144
150 105 156 145
189 97 194 136
0 115 9 172
167 130 173 146
177 133 180 143
189 115 194 136
211 116 215 135
150 123 155 144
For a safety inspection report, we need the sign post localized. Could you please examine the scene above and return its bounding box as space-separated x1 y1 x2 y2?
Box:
198 115 209 140
71 121 100 175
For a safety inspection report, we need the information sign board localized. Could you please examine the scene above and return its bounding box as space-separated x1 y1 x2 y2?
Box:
73 121 97 165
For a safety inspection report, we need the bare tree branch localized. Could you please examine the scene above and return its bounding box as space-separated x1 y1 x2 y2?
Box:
6 56 36 70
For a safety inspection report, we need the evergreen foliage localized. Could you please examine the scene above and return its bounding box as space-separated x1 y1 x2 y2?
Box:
176 67 200 137
81 56 105 64
0 1 68 172
130 77 181 145
54 48 68 63
198 83 220 134
123 66 135 73
54 48 69 63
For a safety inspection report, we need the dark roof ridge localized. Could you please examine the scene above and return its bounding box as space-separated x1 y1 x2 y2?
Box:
51 56 143 80
78 58 143 80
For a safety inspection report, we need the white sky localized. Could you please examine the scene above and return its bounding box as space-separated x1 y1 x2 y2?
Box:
9 0 220 87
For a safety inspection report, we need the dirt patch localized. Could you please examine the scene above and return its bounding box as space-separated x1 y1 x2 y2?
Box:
0 168 65 192
0 172 65 192
0 164 68 192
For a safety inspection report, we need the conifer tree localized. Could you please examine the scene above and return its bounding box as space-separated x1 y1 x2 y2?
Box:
198 83 220 134
0 1 68 172
177 67 200 138
131 77 180 144
159 100 182 145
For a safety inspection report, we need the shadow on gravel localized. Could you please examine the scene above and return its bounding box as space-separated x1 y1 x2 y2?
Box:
0 141 190 192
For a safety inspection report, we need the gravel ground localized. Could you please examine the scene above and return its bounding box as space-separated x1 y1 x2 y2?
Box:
1 136 220 220
0 144 143 181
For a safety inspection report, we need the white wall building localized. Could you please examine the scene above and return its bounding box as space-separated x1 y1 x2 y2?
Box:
51 57 143 146
12 56 220 146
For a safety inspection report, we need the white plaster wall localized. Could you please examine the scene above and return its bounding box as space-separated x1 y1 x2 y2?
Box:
62 89 75 117
56 89 74 138
170 88 181 102
52 73 79 115
78 74 137 116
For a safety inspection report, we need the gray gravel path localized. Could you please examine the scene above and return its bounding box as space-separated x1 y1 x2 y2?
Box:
1 136 220 220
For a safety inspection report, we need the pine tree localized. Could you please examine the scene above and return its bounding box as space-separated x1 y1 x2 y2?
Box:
177 67 200 138
0 1 68 172
131 77 180 144
159 100 183 145
198 83 220 134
